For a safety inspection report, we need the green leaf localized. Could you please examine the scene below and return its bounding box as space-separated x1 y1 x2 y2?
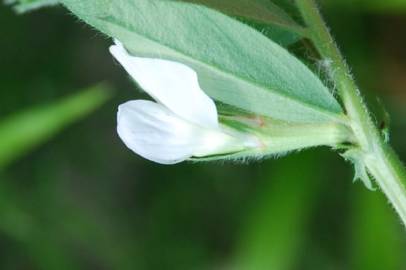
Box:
4 0 59 13
272 0 303 21
61 0 343 123
174 0 306 35
0 84 111 169
174 0 306 46
242 19 301 47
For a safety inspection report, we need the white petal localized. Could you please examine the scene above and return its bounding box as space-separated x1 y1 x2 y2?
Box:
117 100 202 164
110 41 218 129
117 100 251 164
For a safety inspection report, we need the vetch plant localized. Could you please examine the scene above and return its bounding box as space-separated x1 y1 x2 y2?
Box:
6 0 406 228
110 40 349 164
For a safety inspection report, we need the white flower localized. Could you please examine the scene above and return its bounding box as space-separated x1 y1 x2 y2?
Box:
110 41 257 164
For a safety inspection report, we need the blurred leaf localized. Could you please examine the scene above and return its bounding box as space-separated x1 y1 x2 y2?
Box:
325 0 406 12
233 152 324 270
0 177 139 270
0 180 79 270
0 84 111 169
4 0 59 13
350 188 405 270
61 0 343 123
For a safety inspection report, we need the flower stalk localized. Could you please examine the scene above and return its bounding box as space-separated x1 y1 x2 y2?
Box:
296 0 406 227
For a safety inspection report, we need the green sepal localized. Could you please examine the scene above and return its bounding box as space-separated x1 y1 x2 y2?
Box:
341 149 375 190
192 115 353 162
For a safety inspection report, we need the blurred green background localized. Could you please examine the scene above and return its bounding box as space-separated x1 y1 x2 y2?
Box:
0 1 406 269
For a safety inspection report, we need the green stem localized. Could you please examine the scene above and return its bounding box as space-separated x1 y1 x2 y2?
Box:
364 145 406 224
296 0 406 227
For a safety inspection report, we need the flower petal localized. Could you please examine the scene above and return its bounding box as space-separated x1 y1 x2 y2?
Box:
110 41 218 129
117 100 202 164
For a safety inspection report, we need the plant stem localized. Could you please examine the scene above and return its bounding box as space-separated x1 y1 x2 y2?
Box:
296 0 406 227
364 144 406 224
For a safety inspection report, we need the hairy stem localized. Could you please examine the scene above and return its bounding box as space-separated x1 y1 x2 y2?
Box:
296 0 406 227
